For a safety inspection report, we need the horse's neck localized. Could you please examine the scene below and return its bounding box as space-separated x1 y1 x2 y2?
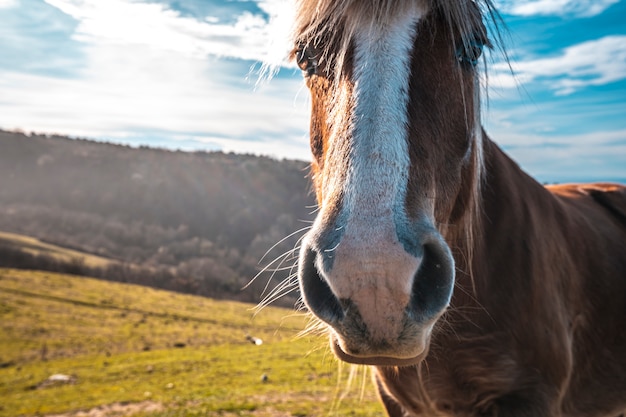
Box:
479 136 557 225
454 135 571 313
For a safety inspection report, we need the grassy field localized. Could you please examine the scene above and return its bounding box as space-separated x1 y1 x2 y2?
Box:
0 269 384 417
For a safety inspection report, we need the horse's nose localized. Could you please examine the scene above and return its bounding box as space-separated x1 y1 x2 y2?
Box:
298 222 455 359
406 234 455 320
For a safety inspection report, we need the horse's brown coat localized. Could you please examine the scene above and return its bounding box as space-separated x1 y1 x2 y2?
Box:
376 140 626 416
288 0 626 415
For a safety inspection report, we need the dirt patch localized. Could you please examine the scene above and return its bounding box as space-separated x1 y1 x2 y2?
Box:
44 401 163 417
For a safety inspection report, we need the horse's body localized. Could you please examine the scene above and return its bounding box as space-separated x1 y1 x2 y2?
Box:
285 0 626 415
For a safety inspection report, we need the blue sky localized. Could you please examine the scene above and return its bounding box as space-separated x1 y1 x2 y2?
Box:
0 0 624 183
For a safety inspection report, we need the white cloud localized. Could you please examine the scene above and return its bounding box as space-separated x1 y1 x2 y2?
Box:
496 0 620 17
488 36 626 95
43 0 288 62
484 125 626 182
193 134 310 160
491 123 626 148
0 0 16 8
255 0 296 69
0 40 310 159
0 0 311 159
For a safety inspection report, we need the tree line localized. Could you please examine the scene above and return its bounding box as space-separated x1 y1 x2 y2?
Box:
0 130 315 306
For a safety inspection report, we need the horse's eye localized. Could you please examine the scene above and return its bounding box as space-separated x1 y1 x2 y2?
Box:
296 46 318 77
456 39 485 68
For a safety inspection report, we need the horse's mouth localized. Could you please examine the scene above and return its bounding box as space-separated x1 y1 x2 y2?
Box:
330 334 428 367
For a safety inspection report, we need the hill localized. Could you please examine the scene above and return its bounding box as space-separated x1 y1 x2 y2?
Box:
0 231 113 269
0 130 316 304
0 268 383 416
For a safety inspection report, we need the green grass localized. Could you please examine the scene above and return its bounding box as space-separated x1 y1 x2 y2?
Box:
0 269 384 416
0 231 114 268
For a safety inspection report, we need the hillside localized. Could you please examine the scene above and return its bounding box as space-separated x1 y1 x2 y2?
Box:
0 231 113 268
0 269 384 416
0 130 316 304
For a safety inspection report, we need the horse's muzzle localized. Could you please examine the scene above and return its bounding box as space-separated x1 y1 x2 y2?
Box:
298 229 455 366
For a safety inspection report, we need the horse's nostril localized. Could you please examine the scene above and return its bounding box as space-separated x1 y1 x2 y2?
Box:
299 248 344 323
409 238 455 320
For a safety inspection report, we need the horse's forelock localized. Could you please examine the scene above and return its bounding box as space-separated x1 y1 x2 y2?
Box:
290 0 504 81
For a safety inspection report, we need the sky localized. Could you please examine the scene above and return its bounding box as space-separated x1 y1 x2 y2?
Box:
0 0 624 183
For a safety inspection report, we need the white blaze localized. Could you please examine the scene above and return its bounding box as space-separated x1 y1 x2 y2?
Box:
316 10 425 338
344 11 421 239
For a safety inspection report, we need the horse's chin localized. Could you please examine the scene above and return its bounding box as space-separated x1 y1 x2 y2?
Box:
330 335 428 367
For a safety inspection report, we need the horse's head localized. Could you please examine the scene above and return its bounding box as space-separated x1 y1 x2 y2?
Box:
293 0 491 366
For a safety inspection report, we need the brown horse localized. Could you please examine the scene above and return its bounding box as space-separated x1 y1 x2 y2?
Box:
286 0 626 415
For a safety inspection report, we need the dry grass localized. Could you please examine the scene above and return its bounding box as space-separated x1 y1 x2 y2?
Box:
0 269 384 417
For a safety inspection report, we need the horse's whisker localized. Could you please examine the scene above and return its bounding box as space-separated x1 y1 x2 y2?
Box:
257 226 311 264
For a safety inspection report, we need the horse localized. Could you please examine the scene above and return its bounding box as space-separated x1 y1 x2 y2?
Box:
284 0 626 415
